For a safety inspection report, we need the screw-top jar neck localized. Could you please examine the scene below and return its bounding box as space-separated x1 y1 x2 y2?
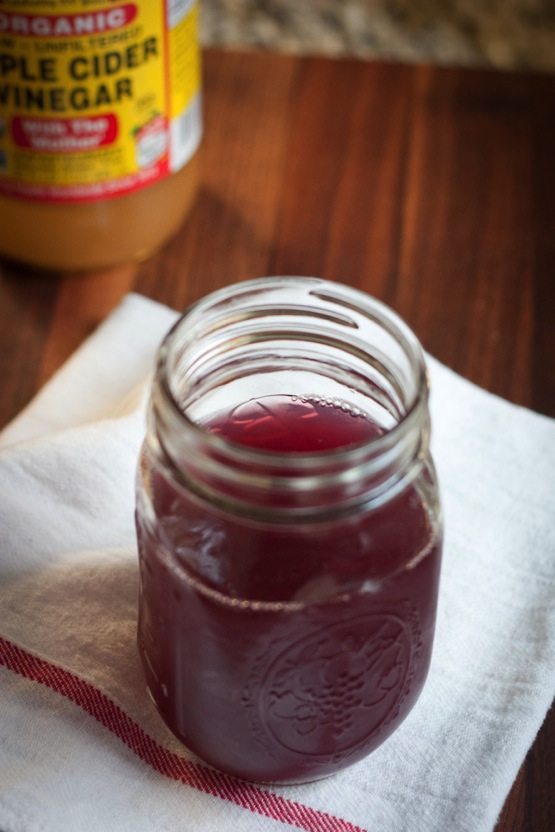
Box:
148 277 430 523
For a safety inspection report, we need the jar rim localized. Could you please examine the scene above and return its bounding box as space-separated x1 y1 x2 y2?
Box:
154 276 429 472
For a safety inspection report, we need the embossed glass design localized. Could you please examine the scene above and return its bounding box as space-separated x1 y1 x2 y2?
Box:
135 277 443 784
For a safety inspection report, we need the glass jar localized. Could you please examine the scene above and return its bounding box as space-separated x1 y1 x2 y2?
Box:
136 277 443 784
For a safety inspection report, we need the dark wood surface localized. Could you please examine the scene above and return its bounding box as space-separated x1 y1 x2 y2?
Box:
1 49 553 830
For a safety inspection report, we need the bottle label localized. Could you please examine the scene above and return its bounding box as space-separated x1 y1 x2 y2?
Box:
0 0 201 202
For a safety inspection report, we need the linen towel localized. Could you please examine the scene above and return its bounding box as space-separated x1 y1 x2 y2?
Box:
1 293 554 832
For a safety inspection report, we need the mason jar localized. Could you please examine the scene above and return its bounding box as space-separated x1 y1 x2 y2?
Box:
136 277 443 784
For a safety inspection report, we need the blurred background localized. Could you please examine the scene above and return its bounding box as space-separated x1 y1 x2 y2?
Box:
200 0 555 71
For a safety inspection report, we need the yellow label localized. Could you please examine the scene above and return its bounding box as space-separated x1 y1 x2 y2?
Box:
0 0 202 202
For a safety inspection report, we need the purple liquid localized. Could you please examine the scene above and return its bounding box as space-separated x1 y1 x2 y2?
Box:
137 396 442 783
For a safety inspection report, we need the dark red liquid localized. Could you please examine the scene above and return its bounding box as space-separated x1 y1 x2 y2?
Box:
206 395 384 451
137 396 442 783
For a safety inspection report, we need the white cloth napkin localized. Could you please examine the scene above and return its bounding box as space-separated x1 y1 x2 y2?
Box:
1 293 554 832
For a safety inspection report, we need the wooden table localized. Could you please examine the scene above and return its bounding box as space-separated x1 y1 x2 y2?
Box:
1 49 553 830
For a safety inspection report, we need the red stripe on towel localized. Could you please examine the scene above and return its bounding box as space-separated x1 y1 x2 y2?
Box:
0 635 365 832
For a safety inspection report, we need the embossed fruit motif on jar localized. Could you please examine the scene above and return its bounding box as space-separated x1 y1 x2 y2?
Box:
135 277 443 784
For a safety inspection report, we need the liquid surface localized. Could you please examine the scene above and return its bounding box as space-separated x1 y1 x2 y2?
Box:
136 395 442 783
205 394 383 451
